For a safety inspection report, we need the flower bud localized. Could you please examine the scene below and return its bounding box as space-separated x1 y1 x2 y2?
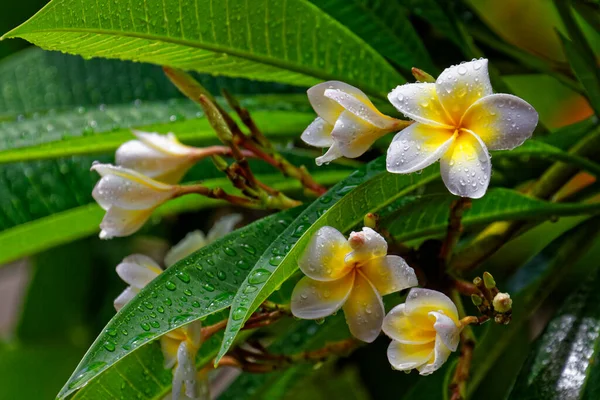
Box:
492 292 512 313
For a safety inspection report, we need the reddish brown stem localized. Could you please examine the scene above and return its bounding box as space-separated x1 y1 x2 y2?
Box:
450 336 475 400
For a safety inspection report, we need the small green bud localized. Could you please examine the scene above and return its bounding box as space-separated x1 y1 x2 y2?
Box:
411 67 435 83
363 213 378 229
471 294 483 306
199 95 234 143
473 276 482 286
492 292 512 313
483 272 496 289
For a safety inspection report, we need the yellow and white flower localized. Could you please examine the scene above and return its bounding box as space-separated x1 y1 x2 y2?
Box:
113 216 242 399
386 59 539 198
91 163 178 239
382 288 461 375
116 131 197 184
291 226 418 342
302 81 402 166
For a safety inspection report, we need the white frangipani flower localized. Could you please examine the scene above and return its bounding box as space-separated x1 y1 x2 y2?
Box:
164 214 243 267
91 163 178 239
386 59 539 198
302 81 403 166
291 226 418 342
116 131 198 184
383 288 461 375
113 254 162 311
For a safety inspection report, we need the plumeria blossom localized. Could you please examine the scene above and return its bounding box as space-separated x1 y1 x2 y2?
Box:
91 163 178 239
116 131 198 184
382 288 461 375
301 81 403 166
113 216 242 399
291 226 418 342
387 59 539 198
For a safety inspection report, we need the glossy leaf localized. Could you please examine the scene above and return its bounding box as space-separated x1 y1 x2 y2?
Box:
399 0 465 50
58 206 305 399
216 157 440 362
509 267 600 399
308 0 436 72
384 188 600 242
3 0 404 98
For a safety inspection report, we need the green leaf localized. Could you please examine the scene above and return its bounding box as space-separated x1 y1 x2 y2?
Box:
58 207 305 399
399 0 465 50
308 0 436 72
384 188 600 243
509 266 600 399
0 161 350 267
3 0 404 98
468 216 600 398
216 157 440 362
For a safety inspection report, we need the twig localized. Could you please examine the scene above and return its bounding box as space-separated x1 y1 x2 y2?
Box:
440 197 472 267
449 335 475 400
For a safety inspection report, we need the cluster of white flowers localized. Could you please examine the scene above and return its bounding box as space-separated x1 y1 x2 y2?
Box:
302 59 539 199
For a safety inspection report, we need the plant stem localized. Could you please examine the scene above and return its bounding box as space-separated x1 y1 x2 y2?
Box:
449 290 476 400
440 197 472 267
175 184 261 208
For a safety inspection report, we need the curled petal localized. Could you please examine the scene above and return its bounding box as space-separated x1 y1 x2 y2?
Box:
164 231 207 267
346 227 388 263
388 83 454 128
160 335 182 369
330 111 390 159
113 287 138 312
291 273 355 319
435 59 493 123
298 226 353 281
206 214 243 243
184 320 203 350
316 142 343 166
386 123 455 174
301 117 334 148
91 164 176 210
99 207 154 239
387 340 433 371
382 304 436 344
405 288 459 322
324 88 397 129
172 342 199 400
307 81 372 125
440 131 491 199
430 311 460 352
361 255 418 296
133 131 194 156
116 254 162 288
343 272 385 343
461 94 538 150
416 335 453 376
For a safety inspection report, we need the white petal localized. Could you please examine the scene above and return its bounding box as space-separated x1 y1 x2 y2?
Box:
116 254 162 288
405 288 459 322
291 273 355 319
301 117 334 148
308 81 371 125
165 231 207 267
417 335 453 375
430 311 460 352
315 143 343 166
133 131 193 156
440 131 491 199
343 272 385 343
330 111 389 159
435 59 493 123
206 214 243 243
387 340 434 371
361 255 418 296
114 287 138 311
388 83 454 128
91 164 175 210
382 304 436 344
99 207 153 239
386 123 455 174
346 227 388 263
298 226 352 281
461 94 538 150
172 342 198 400
160 335 182 369
324 88 397 129
184 320 203 349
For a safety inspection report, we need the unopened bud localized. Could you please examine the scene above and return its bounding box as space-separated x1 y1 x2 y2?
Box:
411 67 435 83
483 272 496 289
492 292 512 313
471 294 483 306
363 213 378 229
473 276 482 286
199 95 234 143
